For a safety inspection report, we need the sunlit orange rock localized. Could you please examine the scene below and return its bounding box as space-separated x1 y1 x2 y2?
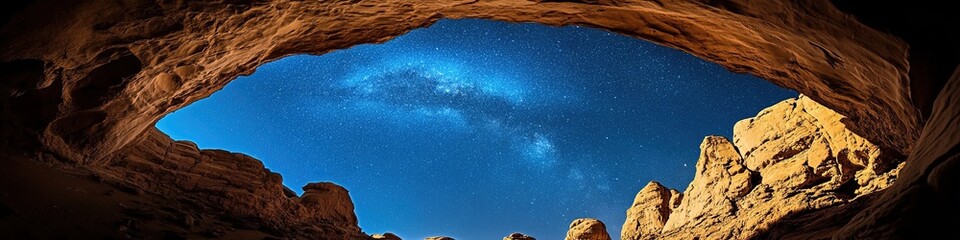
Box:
503 232 536 240
565 218 611 240
622 96 904 239
1 0 956 239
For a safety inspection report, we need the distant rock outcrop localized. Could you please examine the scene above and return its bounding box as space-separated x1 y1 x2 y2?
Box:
565 218 611 240
425 236 455 240
371 233 402 240
620 181 677 239
621 96 903 239
2 0 957 238
300 182 357 225
503 232 536 240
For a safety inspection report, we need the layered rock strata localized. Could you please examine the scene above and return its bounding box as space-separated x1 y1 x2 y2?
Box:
621 96 903 239
620 181 678 239
1 0 956 239
0 0 916 166
110 129 366 238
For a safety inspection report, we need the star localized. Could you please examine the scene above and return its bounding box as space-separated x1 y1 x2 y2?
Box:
157 18 796 240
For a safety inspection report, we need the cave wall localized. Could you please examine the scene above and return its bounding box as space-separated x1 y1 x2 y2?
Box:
837 67 960 238
1 0 955 238
1 0 917 162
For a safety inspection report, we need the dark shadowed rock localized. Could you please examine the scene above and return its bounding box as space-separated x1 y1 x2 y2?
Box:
0 0 955 238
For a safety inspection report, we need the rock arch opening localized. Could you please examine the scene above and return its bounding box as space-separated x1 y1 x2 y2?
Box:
156 19 801 239
3 0 956 239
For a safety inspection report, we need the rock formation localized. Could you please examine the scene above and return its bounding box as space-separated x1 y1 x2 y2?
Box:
620 181 678 239
661 136 755 234
0 0 919 167
565 218 611 240
1 0 957 239
372 233 402 240
621 96 904 239
300 182 359 228
425 237 455 240
504 232 536 240
102 129 366 239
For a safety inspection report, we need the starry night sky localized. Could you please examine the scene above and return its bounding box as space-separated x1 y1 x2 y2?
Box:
157 19 795 239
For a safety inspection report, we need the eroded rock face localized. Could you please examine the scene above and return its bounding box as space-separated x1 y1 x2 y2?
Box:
300 182 359 228
828 67 960 239
0 0 955 239
372 233 402 240
425 236 455 240
621 181 676 240
504 232 536 240
565 218 611 240
97 129 366 239
733 96 898 196
0 0 916 165
662 136 755 235
624 96 904 239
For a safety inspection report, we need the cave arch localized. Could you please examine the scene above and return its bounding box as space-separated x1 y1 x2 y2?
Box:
1 0 915 160
153 19 804 238
2 0 955 238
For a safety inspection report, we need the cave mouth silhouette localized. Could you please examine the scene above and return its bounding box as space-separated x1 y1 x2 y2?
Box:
155 19 796 239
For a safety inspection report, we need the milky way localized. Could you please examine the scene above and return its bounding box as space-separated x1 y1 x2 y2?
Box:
157 19 795 239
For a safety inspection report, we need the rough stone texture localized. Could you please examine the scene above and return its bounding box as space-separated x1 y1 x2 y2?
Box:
660 136 755 234
623 96 905 239
0 0 956 239
425 237 455 240
96 129 366 238
621 181 676 240
733 96 898 195
0 0 916 165
827 67 960 239
372 233 403 240
504 232 536 240
300 182 359 229
565 218 611 240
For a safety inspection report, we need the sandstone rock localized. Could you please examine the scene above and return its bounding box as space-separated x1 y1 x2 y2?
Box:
503 232 535 240
661 136 754 234
626 96 905 239
621 181 675 240
0 0 953 239
93 129 365 239
172 65 200 80
732 95 892 194
0 0 917 168
565 218 610 240
817 66 960 239
667 189 682 211
300 182 358 225
424 237 454 240
372 233 402 240
152 73 180 93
